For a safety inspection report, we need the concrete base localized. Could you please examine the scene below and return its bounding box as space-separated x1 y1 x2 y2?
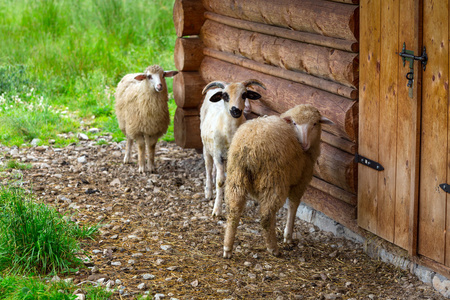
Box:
295 202 450 298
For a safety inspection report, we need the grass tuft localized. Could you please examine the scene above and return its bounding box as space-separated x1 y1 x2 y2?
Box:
0 186 98 275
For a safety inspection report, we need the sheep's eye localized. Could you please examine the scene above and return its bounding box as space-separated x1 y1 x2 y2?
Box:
147 75 152 79
222 93 229 102
241 92 247 99
313 122 317 127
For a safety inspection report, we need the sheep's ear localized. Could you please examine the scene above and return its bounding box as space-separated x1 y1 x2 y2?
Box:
210 91 223 102
134 74 147 81
283 116 293 124
163 71 178 78
244 91 262 100
319 116 334 125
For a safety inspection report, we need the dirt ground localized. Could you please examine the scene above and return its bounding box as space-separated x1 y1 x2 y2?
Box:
0 134 446 300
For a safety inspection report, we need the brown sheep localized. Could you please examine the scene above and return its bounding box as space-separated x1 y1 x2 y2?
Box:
223 104 333 258
115 65 178 173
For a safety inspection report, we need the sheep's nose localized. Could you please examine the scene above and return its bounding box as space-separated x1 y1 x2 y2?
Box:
155 83 163 92
230 106 242 118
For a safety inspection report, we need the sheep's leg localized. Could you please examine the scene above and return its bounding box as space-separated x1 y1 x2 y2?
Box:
260 209 280 257
135 135 145 173
223 194 246 259
212 157 225 217
124 137 134 164
284 196 301 244
145 135 158 173
204 150 214 199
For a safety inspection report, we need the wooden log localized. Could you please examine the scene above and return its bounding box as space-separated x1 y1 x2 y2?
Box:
200 57 358 141
310 177 357 206
205 12 358 53
314 142 356 193
321 131 356 154
204 48 357 99
174 108 202 149
328 0 359 4
202 0 359 41
201 20 359 89
174 37 204 72
301 186 358 233
173 71 206 109
173 0 206 37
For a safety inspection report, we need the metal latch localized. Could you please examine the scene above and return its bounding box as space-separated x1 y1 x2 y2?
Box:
399 42 428 97
355 153 384 171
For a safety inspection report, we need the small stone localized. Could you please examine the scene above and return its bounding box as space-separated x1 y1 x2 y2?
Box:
74 294 85 300
244 262 252 267
77 133 89 140
254 264 263 272
137 283 146 290
329 250 338 258
154 294 165 300
31 138 41 146
191 279 199 287
77 156 87 164
110 178 121 186
142 274 156 280
88 274 109 281
248 273 256 280
167 266 179 271
111 261 122 266
110 235 118 239
132 252 143 258
160 245 172 251
51 275 61 282
88 128 100 133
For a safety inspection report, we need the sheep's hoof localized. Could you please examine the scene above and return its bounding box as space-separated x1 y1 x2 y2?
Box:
138 166 145 173
223 249 232 259
205 190 212 200
123 156 130 164
267 247 280 257
283 237 293 244
212 208 222 218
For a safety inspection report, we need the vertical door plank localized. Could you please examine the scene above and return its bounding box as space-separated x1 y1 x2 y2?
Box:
419 0 449 264
377 0 399 243
358 0 381 233
396 0 421 251
446 0 450 267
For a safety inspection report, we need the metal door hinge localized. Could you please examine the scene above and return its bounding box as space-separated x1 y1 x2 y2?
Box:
440 183 450 193
355 153 384 171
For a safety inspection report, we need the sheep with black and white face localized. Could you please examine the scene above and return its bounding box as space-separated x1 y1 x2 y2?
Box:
200 79 266 217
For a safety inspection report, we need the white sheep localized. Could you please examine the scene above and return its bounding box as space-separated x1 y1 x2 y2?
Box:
115 65 178 173
223 104 333 258
200 79 266 217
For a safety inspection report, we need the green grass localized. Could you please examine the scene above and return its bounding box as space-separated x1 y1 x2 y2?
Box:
0 186 98 274
0 275 113 300
0 0 177 147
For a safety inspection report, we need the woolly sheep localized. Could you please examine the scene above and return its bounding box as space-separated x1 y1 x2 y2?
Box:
223 104 333 258
200 80 266 217
115 65 178 173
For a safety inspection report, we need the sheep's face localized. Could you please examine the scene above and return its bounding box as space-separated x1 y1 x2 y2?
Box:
207 82 262 119
134 65 178 93
283 105 333 151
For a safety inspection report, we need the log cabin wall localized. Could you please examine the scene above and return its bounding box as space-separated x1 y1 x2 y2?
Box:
173 0 360 230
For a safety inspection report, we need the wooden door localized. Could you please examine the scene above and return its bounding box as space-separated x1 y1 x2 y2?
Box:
358 0 421 251
418 0 450 265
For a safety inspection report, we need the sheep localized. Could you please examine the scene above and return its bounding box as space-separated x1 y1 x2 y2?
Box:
115 65 178 173
223 104 333 258
200 79 266 217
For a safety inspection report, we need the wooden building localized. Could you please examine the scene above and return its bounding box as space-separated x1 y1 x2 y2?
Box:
172 0 450 277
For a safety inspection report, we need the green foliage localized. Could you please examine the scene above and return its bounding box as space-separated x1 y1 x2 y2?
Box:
0 186 98 274
2 159 32 171
0 0 177 147
0 275 113 300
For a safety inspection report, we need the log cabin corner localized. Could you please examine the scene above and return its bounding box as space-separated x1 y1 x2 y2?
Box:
172 0 450 293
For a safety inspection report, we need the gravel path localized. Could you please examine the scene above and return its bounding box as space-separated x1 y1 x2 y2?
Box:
0 134 445 299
